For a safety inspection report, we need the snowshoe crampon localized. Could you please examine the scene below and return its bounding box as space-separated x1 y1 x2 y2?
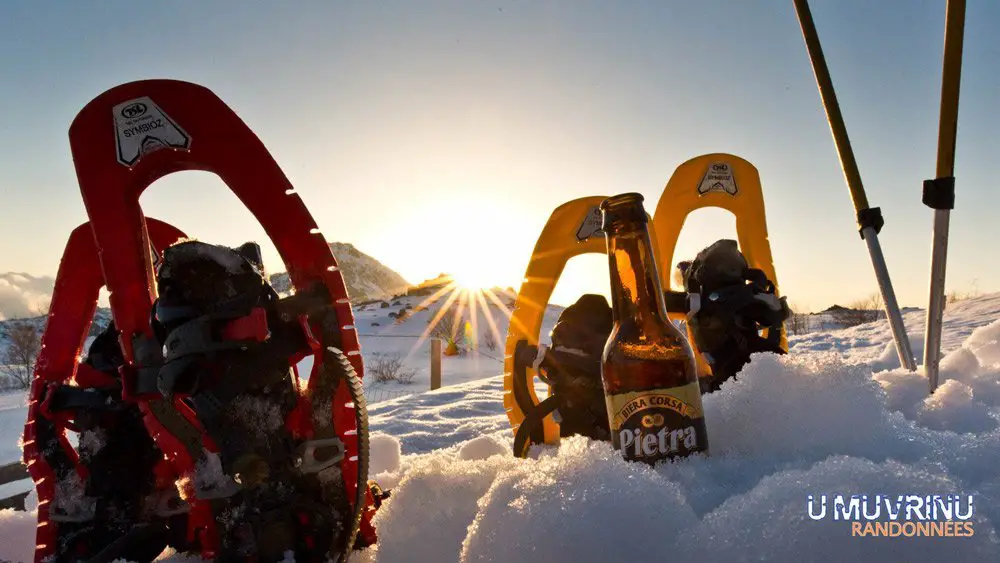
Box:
504 154 789 457
62 78 375 562
22 218 190 563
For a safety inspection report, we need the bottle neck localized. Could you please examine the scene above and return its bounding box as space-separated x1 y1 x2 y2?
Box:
606 225 669 337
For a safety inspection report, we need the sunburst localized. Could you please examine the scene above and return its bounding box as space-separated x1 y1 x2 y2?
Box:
407 275 516 358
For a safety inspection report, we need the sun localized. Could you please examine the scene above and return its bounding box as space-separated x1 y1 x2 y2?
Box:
444 237 508 291
449 267 497 291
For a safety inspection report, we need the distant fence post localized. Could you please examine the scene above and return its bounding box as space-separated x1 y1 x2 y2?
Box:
430 339 442 390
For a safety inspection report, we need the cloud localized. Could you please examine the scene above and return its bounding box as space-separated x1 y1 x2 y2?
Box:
0 273 54 320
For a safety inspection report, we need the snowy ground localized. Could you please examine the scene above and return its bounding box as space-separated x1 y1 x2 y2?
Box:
350 290 563 402
2 293 1000 561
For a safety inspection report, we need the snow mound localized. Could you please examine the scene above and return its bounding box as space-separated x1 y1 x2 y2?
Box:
459 437 697 563
367 454 523 563
357 320 1000 562
915 380 997 434
457 435 507 461
966 319 1000 367
370 433 402 476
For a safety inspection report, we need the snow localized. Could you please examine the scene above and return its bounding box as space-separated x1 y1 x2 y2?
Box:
356 312 1000 562
365 378 513 456
187 452 240 499
349 289 562 396
2 292 1000 561
350 294 1000 562
50 469 95 521
456 435 507 461
0 391 26 465
790 292 1000 370
369 433 402 476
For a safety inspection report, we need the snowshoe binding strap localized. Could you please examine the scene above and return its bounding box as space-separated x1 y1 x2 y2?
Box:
510 294 613 457
511 342 612 457
30 339 187 561
131 239 367 562
511 340 562 457
650 153 788 364
128 240 308 400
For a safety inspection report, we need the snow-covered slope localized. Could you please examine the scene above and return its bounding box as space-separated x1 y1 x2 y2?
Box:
3 293 1000 562
792 305 923 334
790 293 1000 370
0 309 109 368
270 242 409 302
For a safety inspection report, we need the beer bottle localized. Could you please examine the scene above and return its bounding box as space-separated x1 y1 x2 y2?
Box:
599 192 708 463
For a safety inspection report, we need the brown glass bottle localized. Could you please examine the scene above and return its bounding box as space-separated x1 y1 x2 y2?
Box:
600 192 708 464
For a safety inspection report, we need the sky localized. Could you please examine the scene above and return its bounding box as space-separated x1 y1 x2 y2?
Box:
0 0 997 312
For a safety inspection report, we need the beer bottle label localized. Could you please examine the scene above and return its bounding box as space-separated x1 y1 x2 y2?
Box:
606 380 708 462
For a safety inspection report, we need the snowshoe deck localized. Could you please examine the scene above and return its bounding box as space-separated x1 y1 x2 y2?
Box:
23 218 188 563
67 79 372 561
503 154 787 456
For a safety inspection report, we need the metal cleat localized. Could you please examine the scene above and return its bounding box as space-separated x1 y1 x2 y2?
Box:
49 496 97 523
295 438 345 474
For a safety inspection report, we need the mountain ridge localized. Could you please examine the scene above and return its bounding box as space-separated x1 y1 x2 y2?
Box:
269 242 410 302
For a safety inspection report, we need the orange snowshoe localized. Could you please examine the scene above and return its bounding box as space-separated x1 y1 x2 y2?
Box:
504 154 789 457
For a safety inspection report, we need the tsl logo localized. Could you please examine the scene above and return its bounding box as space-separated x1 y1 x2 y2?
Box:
120 102 148 119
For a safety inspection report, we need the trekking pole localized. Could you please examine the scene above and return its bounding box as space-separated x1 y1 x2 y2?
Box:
793 0 916 371
924 0 966 393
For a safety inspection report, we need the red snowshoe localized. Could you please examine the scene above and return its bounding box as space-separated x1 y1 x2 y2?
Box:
22 218 192 563
56 78 379 561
